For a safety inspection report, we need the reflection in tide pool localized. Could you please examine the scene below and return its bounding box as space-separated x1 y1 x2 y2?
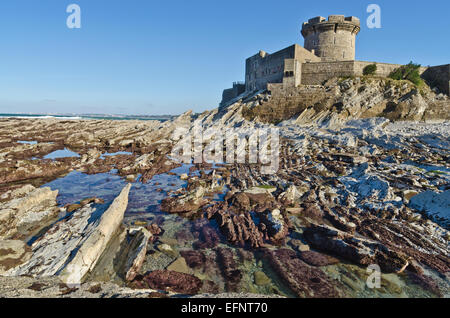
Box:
18 140 38 145
44 148 80 159
42 166 191 221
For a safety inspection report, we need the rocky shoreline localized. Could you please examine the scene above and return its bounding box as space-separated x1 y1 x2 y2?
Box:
0 82 449 298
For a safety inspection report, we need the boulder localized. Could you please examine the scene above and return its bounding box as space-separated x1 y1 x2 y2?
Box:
229 192 251 212
260 209 289 243
279 185 303 206
120 227 152 281
160 186 209 213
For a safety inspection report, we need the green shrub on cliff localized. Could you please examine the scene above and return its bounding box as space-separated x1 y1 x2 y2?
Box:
363 64 377 76
389 62 424 86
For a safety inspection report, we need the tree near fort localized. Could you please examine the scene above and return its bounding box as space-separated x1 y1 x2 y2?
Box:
363 64 377 76
389 62 424 86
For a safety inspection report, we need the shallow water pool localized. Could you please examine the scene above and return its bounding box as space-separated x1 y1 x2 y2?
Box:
40 166 442 297
43 148 80 160
18 140 38 145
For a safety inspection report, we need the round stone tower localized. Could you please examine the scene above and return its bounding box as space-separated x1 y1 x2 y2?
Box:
301 15 360 61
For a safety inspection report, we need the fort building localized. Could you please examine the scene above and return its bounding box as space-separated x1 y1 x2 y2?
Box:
220 15 450 106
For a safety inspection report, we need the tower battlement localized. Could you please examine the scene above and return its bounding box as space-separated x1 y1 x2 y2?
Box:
301 15 360 61
302 15 360 27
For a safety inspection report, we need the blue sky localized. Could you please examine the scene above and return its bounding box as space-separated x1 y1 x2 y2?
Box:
0 0 449 115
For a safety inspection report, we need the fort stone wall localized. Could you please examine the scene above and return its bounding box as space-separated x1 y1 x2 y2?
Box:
422 64 450 95
245 46 296 92
354 61 403 77
301 61 355 85
220 82 246 107
301 61 428 85
245 44 320 92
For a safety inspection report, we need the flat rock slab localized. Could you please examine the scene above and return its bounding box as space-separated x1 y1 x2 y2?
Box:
60 184 132 285
7 184 132 286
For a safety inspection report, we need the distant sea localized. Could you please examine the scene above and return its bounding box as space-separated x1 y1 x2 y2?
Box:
0 113 173 122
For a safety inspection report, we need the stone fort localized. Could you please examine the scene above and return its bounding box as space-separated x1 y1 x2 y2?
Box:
221 15 450 106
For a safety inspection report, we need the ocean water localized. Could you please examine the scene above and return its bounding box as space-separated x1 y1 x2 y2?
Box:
0 113 171 122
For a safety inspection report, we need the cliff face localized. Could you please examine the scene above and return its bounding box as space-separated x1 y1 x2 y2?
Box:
238 77 450 126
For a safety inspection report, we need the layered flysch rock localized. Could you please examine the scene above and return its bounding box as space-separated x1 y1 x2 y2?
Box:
304 224 408 273
240 77 450 126
0 79 449 298
7 184 132 285
0 185 59 240
59 184 132 285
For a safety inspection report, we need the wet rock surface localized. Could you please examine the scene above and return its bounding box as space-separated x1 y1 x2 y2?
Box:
263 249 342 298
304 224 408 273
131 270 203 295
0 104 449 298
